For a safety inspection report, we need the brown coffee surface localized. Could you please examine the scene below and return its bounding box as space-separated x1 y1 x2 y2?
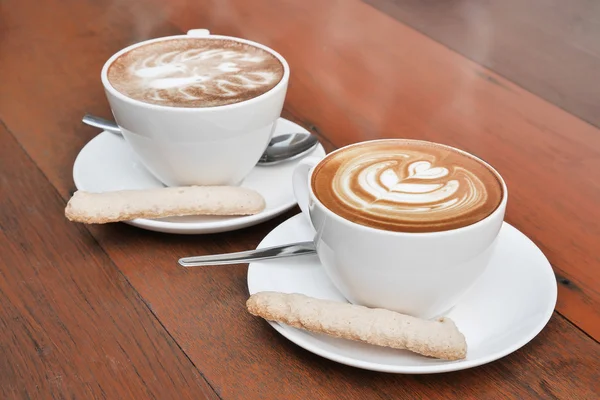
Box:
107 38 284 108
312 140 503 233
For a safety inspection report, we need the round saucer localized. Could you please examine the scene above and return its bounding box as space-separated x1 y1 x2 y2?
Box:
73 118 326 234
247 214 557 373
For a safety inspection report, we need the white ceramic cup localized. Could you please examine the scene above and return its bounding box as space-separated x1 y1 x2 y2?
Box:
101 29 289 187
293 141 508 319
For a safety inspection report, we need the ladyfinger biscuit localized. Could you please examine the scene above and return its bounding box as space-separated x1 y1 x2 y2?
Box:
247 292 467 360
65 186 266 224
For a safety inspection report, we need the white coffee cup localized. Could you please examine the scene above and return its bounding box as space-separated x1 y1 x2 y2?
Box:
293 143 507 319
101 29 289 187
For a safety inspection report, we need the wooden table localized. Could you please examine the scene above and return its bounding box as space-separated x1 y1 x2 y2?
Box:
1 0 599 398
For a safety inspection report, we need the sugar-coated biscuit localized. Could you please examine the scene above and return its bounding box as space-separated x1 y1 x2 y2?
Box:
247 292 467 360
65 186 266 223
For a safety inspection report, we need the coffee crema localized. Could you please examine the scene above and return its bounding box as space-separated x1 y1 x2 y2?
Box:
311 140 503 233
107 38 284 108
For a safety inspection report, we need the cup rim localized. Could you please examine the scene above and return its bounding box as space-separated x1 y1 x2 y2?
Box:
100 33 290 112
307 138 508 237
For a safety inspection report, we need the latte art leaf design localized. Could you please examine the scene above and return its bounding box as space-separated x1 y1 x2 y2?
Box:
312 141 503 232
107 39 284 107
131 47 278 101
359 160 459 204
336 156 487 218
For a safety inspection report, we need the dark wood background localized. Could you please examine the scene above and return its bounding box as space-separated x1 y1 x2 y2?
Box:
1 0 598 398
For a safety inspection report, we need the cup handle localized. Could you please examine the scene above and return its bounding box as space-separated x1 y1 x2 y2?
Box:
293 156 321 225
187 29 211 37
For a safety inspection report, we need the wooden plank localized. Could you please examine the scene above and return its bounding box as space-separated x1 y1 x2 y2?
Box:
364 0 600 128
0 123 218 399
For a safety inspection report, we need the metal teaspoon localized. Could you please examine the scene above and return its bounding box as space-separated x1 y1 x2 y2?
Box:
178 241 316 267
82 114 319 165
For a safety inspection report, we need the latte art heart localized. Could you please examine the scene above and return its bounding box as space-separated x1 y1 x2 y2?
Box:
312 140 503 232
108 39 284 108
356 160 460 204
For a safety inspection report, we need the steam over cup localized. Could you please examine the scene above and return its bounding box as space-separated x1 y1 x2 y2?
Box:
101 29 289 187
293 146 508 319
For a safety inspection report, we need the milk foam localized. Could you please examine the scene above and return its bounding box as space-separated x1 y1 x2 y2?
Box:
107 39 284 107
312 140 503 232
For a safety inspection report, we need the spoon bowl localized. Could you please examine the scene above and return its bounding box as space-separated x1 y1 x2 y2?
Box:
260 132 319 165
82 114 319 166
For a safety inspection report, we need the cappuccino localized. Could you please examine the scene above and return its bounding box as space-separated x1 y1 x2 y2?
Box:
311 140 503 233
107 38 284 108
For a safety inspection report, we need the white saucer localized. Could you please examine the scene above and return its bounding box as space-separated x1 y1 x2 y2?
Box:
73 118 326 234
247 214 557 373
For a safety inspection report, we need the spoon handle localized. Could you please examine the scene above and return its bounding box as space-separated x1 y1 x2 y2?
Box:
82 114 122 135
178 241 316 267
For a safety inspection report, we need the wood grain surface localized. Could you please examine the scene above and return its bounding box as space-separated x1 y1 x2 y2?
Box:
1 0 599 398
0 124 217 399
364 0 600 128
